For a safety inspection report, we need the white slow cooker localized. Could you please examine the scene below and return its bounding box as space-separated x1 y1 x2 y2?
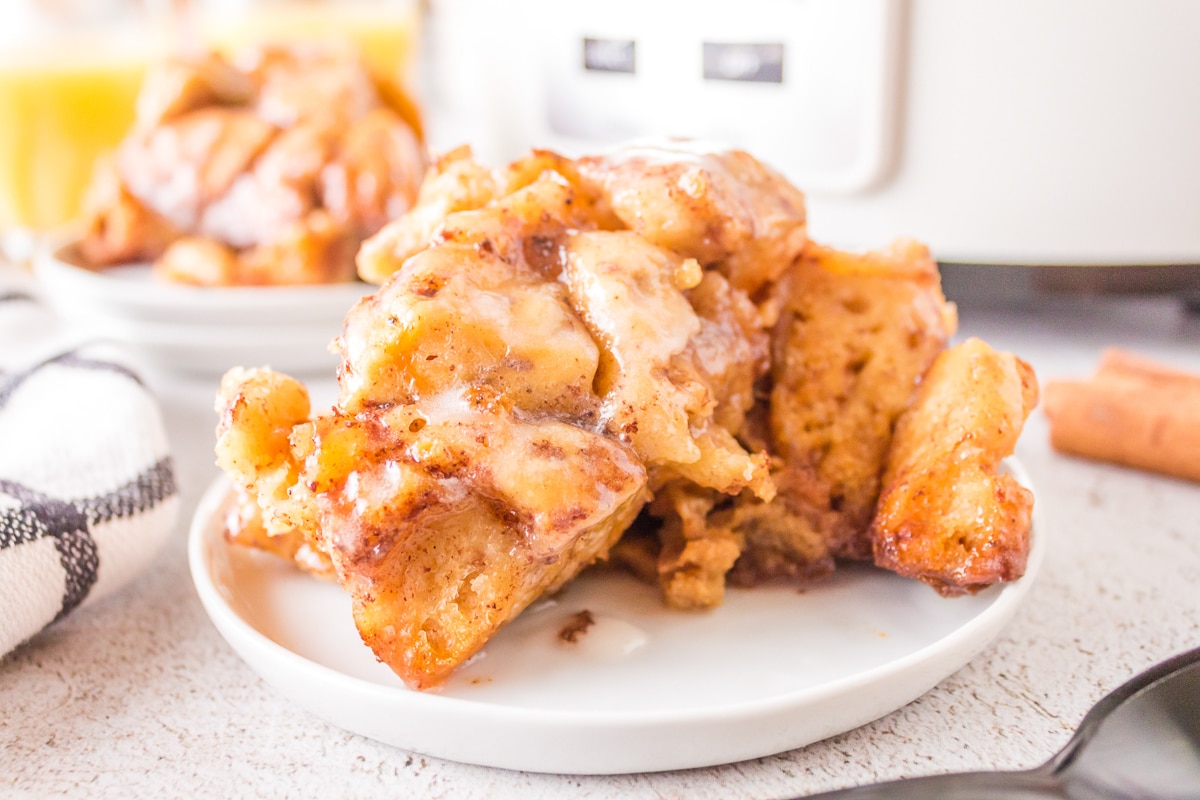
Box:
423 0 1200 275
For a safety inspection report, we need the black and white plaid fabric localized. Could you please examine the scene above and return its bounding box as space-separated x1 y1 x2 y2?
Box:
0 270 178 657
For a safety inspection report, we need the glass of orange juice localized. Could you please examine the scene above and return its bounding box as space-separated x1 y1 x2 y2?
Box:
0 2 172 257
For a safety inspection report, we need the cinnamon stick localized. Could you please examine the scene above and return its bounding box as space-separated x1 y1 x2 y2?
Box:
1043 349 1200 482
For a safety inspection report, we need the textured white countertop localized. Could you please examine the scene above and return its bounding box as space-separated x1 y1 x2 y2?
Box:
3 293 1199 799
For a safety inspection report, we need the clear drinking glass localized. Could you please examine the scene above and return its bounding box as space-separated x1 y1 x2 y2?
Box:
0 1 173 261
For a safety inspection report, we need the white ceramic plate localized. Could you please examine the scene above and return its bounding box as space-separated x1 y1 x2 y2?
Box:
189 463 1045 775
34 246 373 325
73 314 344 377
33 244 373 377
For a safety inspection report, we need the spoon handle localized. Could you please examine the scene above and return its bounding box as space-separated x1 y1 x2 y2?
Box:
795 770 1064 799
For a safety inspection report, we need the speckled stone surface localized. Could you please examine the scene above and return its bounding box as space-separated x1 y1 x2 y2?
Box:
3 295 1199 799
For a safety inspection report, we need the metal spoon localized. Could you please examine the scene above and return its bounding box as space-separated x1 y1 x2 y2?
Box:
798 646 1200 799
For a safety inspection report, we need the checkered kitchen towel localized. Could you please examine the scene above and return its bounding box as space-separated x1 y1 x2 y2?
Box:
0 268 178 658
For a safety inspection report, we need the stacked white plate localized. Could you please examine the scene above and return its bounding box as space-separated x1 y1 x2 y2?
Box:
33 245 375 378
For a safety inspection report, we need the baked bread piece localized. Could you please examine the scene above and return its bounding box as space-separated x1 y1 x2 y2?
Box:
870 338 1038 595
215 142 1041 687
216 369 648 689
725 240 958 587
357 147 618 284
80 44 425 286
577 140 808 298
216 146 781 687
223 486 334 580
1044 349 1200 483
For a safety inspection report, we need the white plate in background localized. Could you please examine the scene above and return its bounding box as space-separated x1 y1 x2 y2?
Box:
32 244 373 377
74 314 344 377
33 247 373 324
189 461 1045 775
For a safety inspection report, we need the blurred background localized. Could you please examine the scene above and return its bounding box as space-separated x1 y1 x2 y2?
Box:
0 0 417 253
1 0 1198 303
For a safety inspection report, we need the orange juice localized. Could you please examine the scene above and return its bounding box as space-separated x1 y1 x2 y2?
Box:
0 45 150 231
200 2 420 88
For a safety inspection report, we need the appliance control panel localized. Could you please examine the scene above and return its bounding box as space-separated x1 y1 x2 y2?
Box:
427 0 903 195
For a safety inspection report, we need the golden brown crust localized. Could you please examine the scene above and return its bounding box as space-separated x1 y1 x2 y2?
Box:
870 338 1038 595
725 239 957 586
222 486 334 580
215 375 652 689
319 406 649 689
577 142 807 297
355 145 499 285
